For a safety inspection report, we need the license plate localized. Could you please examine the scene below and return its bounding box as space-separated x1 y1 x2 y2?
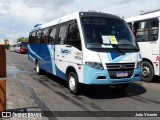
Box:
116 72 128 77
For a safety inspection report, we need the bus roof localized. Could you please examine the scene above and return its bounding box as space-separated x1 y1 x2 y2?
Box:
31 11 121 32
125 11 160 22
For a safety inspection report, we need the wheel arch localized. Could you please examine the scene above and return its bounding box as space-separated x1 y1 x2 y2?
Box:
142 58 155 75
66 66 79 81
35 59 38 66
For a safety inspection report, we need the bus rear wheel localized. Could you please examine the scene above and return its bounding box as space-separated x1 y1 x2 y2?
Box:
68 72 80 95
36 61 43 75
142 61 154 82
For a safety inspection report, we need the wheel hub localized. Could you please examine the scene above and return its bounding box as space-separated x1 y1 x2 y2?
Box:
36 64 39 73
142 66 150 77
69 76 75 91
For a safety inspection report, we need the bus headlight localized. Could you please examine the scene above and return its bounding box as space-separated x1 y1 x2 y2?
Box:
85 62 104 70
137 61 142 68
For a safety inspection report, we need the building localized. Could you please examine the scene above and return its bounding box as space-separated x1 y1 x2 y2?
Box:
4 39 9 45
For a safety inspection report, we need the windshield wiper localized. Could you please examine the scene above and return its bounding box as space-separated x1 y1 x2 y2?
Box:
103 43 140 52
118 44 139 51
87 43 139 52
87 43 123 52
87 43 101 48
111 44 122 53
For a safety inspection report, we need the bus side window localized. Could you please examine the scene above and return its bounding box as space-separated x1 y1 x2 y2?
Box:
134 18 159 42
133 21 149 42
29 33 32 43
41 28 49 44
67 23 80 40
58 25 67 44
36 30 42 43
66 23 81 50
128 22 133 30
150 19 159 41
49 27 57 44
29 32 36 43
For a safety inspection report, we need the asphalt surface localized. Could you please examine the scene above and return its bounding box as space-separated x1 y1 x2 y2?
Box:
4 50 160 120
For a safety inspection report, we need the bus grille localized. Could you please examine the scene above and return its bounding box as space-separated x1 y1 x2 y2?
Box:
106 63 135 79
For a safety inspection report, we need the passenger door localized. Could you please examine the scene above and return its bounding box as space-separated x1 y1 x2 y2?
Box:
48 27 57 74
55 24 68 79
63 21 82 64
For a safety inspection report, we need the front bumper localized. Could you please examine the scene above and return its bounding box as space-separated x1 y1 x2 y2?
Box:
83 66 142 85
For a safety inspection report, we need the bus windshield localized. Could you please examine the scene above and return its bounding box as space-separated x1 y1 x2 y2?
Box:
81 17 139 51
21 42 28 49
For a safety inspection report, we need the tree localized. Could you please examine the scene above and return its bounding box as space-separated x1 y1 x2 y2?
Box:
5 44 10 50
17 37 28 43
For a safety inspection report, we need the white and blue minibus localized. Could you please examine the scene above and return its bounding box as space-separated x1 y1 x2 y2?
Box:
28 11 142 94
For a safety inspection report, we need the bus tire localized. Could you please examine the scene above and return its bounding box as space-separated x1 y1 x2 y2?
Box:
36 61 43 75
142 61 154 82
114 83 129 91
68 72 80 95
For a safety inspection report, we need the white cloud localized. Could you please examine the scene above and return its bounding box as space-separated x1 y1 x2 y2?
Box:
22 0 73 9
0 0 160 44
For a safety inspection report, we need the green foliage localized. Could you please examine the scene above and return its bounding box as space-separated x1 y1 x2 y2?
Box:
5 44 10 50
17 37 28 43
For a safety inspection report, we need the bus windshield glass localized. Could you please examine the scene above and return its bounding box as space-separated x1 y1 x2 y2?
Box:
81 17 139 51
21 42 28 49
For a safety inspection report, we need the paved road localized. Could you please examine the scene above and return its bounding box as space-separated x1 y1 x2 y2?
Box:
5 50 160 120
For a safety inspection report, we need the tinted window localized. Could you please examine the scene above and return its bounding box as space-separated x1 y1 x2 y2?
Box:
133 18 159 42
49 28 57 44
128 22 133 29
58 25 67 44
21 42 28 49
29 32 36 43
41 29 49 43
66 23 81 50
150 19 159 40
67 23 80 40
36 30 42 43
81 17 136 48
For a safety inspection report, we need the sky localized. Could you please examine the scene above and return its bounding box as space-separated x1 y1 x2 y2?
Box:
0 0 159 44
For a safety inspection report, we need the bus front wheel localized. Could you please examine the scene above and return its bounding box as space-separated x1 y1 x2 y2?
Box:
142 61 154 82
68 72 80 95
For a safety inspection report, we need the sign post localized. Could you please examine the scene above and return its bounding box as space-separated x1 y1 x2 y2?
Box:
0 45 6 117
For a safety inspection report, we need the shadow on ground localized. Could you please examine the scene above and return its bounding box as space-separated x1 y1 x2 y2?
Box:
43 73 146 100
150 76 160 83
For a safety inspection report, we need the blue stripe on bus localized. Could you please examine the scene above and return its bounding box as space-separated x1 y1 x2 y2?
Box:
28 45 45 61
28 44 67 80
47 45 56 75
110 52 121 60
55 65 67 80
110 53 133 63
107 52 133 63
